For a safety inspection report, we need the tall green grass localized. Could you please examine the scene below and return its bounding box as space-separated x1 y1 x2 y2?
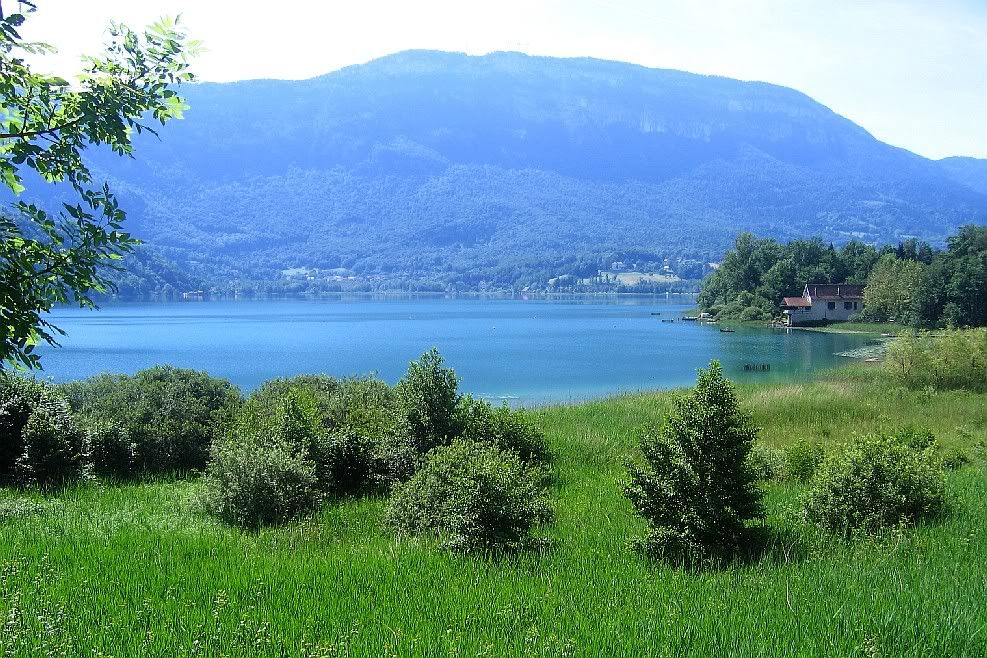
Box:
2 368 985 657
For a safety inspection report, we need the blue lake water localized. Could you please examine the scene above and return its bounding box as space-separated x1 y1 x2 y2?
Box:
36 297 877 405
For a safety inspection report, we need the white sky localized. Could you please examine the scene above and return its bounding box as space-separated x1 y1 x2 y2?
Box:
15 0 987 159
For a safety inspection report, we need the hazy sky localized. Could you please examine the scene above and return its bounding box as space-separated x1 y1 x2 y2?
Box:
18 0 987 159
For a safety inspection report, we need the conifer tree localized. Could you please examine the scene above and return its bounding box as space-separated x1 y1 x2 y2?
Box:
625 361 763 565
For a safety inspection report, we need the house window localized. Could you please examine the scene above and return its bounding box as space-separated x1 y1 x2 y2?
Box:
854 302 859 310
827 301 836 310
844 302 853 310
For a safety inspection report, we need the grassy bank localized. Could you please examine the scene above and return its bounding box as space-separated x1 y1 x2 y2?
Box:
799 321 909 335
2 368 986 657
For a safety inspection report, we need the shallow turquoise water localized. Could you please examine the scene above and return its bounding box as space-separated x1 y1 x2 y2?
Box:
37 297 876 404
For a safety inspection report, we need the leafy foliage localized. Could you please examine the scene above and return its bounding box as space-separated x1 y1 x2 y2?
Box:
624 361 763 565
700 226 987 327
0 4 198 368
859 226 987 328
884 329 987 392
61 366 242 474
784 439 826 483
860 254 929 325
197 350 551 531
0 372 83 486
746 442 785 481
243 374 398 494
13 391 84 487
457 395 549 465
203 395 320 529
0 371 47 473
385 439 552 552
80 417 136 480
803 431 947 536
395 348 461 456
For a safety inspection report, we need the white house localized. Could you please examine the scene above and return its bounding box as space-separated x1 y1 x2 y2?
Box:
782 283 864 326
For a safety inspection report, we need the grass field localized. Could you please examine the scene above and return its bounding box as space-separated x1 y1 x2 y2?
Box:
2 367 986 657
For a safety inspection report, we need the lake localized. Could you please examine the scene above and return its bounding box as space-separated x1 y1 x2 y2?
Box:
37 297 877 405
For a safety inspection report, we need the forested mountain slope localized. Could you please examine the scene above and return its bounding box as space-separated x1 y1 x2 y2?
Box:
64 50 987 290
939 157 987 197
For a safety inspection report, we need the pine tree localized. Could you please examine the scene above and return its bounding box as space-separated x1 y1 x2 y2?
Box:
625 361 763 565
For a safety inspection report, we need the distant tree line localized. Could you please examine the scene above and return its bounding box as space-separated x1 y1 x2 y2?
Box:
699 225 987 327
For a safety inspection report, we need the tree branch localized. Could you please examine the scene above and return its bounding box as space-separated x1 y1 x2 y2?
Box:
0 115 84 140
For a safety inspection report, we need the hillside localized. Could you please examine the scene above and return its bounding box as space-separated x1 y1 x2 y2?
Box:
65 50 987 292
939 157 987 196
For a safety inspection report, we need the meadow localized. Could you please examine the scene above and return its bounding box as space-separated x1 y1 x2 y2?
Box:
2 366 986 657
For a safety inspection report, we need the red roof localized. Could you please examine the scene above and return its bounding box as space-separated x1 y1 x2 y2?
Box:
782 296 810 308
805 284 864 300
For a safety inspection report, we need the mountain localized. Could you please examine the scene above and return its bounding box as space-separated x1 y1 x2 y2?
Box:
939 157 987 196
70 50 987 291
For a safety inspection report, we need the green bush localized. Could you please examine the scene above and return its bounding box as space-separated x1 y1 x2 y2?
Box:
246 374 341 419
310 427 378 496
372 429 424 486
1 374 50 475
81 418 137 479
894 425 937 451
624 361 763 565
365 350 466 485
457 396 548 464
14 396 85 488
243 376 394 495
396 348 461 455
803 433 947 536
940 447 970 471
746 443 785 481
62 367 242 474
203 396 320 528
784 439 826 483
1 374 85 487
322 377 399 438
884 329 987 392
385 440 552 552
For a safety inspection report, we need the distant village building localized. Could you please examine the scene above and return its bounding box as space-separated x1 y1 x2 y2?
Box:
782 283 864 326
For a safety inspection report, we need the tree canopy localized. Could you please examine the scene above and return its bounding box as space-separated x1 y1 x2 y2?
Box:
0 1 197 368
699 226 987 328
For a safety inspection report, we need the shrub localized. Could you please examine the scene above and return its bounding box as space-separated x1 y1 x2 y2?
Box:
894 425 937 451
62 367 242 474
457 396 549 464
246 374 341 419
803 433 946 536
243 377 394 495
784 440 826 483
310 427 378 496
372 429 424 486
624 361 763 565
321 377 399 439
746 443 785 481
203 396 320 528
14 396 85 487
385 440 552 552
0 374 85 487
884 329 987 392
0 373 51 475
940 447 970 471
395 348 461 455
81 418 137 479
